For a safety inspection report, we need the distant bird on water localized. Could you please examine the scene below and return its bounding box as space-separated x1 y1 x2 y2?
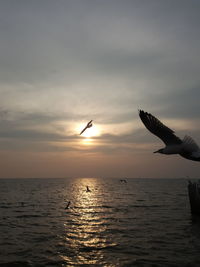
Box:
139 110 200 161
86 186 91 192
80 120 93 135
65 201 71 209
120 179 127 183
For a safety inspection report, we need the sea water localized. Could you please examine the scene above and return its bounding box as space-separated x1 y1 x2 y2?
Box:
0 178 200 267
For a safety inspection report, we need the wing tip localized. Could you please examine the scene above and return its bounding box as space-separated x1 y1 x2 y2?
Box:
139 109 150 121
138 109 149 115
138 109 144 117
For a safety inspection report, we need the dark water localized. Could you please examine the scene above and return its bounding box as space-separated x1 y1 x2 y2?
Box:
0 178 200 267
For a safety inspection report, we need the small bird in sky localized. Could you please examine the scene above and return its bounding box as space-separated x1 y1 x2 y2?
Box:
139 110 200 161
80 120 93 135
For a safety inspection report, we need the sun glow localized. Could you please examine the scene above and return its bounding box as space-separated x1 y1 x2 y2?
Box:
82 138 93 145
77 123 101 138
82 126 100 138
75 123 101 145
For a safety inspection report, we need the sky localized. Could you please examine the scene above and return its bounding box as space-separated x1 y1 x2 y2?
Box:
0 0 200 178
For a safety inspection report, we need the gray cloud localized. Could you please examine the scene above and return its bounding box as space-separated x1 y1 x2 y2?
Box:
0 0 199 86
140 86 200 120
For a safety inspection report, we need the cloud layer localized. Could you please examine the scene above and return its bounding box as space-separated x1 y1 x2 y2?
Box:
0 0 200 177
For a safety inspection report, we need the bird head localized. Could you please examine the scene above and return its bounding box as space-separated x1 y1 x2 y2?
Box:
153 148 164 154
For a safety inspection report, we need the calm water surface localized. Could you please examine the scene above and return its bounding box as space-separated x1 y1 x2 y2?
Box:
0 178 200 267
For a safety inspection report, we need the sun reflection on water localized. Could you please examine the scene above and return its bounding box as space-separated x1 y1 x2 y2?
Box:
61 178 117 266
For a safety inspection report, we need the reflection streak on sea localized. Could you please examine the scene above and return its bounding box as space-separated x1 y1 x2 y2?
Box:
60 178 117 266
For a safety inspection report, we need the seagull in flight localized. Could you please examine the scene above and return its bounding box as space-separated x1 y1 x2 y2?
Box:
80 120 93 135
139 110 200 161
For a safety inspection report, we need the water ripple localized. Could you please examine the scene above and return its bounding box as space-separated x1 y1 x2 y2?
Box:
0 178 197 266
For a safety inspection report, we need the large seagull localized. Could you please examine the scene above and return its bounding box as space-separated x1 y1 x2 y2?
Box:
139 110 200 161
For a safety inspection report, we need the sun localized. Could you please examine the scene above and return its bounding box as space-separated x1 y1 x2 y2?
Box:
81 126 100 138
76 123 101 138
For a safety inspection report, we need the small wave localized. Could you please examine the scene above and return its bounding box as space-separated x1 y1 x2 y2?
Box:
124 258 170 267
15 214 43 218
13 210 25 213
73 205 113 209
79 243 117 252
130 204 166 208
0 261 32 267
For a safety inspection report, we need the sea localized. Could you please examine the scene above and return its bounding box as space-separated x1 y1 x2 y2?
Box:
0 177 200 267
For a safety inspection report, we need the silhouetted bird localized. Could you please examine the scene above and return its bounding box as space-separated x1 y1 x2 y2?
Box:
65 201 71 209
86 186 91 192
139 110 200 161
80 120 93 135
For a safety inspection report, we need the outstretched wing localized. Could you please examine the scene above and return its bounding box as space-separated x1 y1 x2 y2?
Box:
80 126 88 135
139 110 182 145
182 135 200 152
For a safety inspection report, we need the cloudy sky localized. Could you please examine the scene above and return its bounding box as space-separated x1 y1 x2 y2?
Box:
0 0 200 178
